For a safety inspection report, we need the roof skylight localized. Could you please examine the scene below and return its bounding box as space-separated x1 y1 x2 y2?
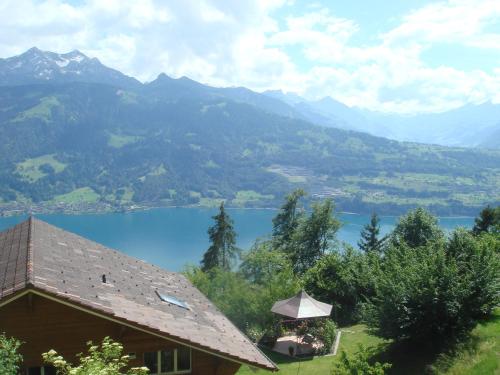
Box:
155 291 189 310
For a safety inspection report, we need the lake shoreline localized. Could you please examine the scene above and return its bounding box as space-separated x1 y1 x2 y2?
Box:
0 201 477 218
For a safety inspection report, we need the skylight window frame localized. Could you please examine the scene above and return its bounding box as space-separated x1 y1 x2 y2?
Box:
155 291 190 310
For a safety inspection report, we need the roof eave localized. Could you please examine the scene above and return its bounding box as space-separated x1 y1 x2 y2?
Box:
0 286 278 371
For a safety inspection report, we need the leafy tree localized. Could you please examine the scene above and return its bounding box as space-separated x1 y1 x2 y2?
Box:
0 333 22 375
240 239 295 285
42 337 148 375
446 229 500 317
187 239 300 336
367 228 500 347
390 207 443 248
185 262 299 336
472 205 500 235
331 344 392 375
292 199 341 274
358 213 386 254
184 266 253 329
272 189 306 251
201 202 239 272
303 246 379 325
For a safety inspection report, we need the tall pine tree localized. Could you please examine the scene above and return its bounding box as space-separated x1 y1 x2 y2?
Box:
201 202 239 272
472 205 500 235
358 213 386 253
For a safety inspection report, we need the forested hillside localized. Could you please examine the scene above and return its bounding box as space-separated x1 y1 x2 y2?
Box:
0 48 499 215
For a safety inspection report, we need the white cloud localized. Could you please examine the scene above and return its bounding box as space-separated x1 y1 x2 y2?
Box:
382 0 500 47
265 1 500 113
0 0 498 113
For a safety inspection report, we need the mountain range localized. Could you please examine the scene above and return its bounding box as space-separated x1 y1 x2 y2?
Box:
0 47 498 215
264 90 500 149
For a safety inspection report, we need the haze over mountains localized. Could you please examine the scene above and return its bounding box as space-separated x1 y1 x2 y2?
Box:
0 48 498 215
264 90 500 149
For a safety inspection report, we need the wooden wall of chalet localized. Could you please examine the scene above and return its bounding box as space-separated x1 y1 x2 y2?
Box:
0 293 241 375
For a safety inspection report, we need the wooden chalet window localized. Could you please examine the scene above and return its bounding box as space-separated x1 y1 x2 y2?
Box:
26 366 56 375
144 347 191 374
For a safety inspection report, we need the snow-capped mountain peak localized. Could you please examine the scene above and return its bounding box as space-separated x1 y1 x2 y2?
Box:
0 47 139 88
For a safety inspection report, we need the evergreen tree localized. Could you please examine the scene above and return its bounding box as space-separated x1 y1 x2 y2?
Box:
472 205 500 235
272 189 306 252
358 213 386 254
201 202 239 272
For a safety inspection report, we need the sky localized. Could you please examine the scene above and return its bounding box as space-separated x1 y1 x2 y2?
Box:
0 0 498 114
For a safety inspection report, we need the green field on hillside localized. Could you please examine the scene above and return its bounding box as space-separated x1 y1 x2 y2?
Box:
16 154 67 182
52 187 100 204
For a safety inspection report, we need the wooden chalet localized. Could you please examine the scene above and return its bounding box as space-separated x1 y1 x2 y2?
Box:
0 217 277 374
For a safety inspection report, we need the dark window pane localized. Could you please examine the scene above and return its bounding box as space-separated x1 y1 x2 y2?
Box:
160 350 174 373
144 352 158 374
177 346 191 370
27 368 41 375
44 366 57 375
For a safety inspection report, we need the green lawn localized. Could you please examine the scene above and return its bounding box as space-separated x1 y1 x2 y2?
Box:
237 324 385 375
237 310 500 375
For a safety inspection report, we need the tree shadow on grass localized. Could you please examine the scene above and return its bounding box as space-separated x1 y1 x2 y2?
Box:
370 340 442 375
258 346 315 366
368 314 499 375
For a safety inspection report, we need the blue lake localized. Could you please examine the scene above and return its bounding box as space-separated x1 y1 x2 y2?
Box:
0 209 474 272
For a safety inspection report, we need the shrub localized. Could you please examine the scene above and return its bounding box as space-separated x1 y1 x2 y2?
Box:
296 318 337 355
42 337 148 375
367 228 500 347
331 344 391 375
312 319 337 355
303 246 379 325
0 333 22 375
390 207 443 248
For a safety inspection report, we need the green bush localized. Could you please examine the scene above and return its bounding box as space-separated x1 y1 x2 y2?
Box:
331 344 391 375
0 333 22 375
312 319 337 355
303 246 379 325
367 228 500 347
390 207 443 248
42 337 148 375
186 240 300 335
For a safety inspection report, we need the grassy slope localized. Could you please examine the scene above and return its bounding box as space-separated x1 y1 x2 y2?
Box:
237 310 500 375
51 187 100 204
434 309 500 375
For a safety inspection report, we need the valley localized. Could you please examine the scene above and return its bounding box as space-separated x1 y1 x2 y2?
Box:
0 48 498 216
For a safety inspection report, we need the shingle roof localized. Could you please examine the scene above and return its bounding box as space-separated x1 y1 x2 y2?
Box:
0 217 277 371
